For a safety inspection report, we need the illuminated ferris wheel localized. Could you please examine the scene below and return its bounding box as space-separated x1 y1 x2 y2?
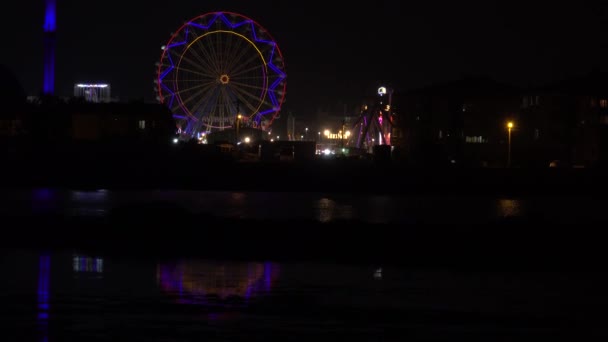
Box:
156 12 287 137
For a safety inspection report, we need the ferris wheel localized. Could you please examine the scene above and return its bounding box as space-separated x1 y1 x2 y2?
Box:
156 12 287 137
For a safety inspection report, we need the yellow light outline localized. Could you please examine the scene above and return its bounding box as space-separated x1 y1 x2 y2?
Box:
175 30 269 122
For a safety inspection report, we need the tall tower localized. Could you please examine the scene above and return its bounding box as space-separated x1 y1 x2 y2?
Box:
43 0 56 95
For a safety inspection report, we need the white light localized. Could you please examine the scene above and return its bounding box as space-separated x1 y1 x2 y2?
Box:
323 149 331 155
374 268 382 279
76 84 109 88
173 139 179 144
244 137 251 143
378 87 387 96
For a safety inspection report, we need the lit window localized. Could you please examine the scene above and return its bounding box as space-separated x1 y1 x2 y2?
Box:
138 120 146 130
465 136 485 143
600 99 608 109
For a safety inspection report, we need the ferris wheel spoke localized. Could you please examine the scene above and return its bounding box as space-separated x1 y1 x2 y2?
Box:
173 79 217 97
218 87 236 127
219 87 237 116
231 83 267 102
190 90 222 125
223 36 249 73
178 52 217 79
174 66 217 79
231 64 266 79
230 86 266 111
188 86 220 120
229 53 265 77
229 80 269 93
231 75 268 81
231 90 259 115
215 31 227 74
208 91 226 126
176 84 218 112
200 34 223 74
193 37 222 75
220 33 240 74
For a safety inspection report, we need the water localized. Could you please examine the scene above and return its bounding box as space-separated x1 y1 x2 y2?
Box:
1 188 607 224
0 249 605 341
1 189 607 339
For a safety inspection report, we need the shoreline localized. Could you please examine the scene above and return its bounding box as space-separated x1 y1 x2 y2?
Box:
2 157 607 196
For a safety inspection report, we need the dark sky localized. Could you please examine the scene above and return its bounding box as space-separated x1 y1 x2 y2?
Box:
2 1 608 116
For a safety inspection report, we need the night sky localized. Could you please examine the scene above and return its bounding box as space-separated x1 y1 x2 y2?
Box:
2 1 608 117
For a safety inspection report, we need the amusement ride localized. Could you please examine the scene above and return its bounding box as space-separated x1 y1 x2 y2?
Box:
156 12 287 140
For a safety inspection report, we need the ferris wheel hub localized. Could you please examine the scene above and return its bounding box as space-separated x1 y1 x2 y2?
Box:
219 74 230 85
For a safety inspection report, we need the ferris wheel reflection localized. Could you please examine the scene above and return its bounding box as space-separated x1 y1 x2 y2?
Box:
157 260 280 310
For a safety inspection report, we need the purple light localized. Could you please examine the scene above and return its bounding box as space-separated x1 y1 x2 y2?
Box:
264 262 272 292
43 0 56 32
33 188 53 201
43 35 55 95
37 255 51 342
258 109 275 116
157 261 280 309
42 0 56 95
159 12 286 131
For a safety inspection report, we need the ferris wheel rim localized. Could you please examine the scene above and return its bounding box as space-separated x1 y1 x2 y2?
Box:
156 11 287 133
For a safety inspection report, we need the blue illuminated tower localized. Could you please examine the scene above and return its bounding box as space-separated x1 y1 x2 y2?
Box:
43 0 56 95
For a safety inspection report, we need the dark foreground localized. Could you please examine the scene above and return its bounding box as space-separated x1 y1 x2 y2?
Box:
3 248 606 342
4 145 608 196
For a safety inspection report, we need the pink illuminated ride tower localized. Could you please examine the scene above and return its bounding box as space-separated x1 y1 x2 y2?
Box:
43 0 56 95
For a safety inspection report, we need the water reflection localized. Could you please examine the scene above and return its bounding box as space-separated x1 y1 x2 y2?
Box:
316 198 336 223
37 255 50 342
497 199 523 218
68 190 111 216
315 197 356 222
157 260 280 308
10 188 608 224
32 189 57 214
0 250 600 340
73 255 104 274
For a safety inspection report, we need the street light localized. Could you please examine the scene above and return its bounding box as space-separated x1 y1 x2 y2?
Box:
507 121 514 167
235 114 243 144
